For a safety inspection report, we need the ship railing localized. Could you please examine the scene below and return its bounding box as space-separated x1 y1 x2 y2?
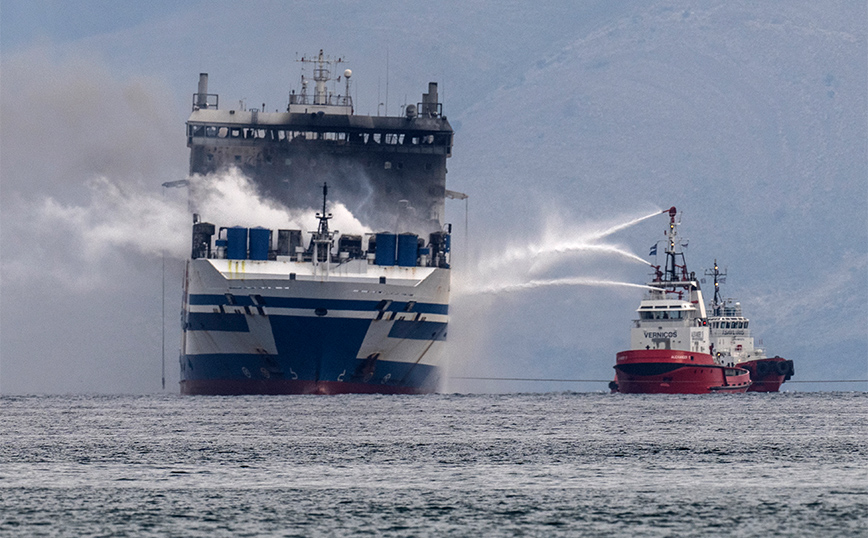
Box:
186 125 452 154
206 245 449 269
192 93 219 111
289 93 353 108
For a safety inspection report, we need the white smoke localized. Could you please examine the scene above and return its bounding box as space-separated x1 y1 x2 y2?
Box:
189 167 372 238
0 176 188 290
0 167 375 290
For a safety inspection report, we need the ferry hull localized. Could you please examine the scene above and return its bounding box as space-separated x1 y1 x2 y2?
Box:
179 259 449 395
614 350 751 394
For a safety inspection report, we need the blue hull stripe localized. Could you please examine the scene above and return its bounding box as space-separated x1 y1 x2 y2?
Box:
188 294 448 315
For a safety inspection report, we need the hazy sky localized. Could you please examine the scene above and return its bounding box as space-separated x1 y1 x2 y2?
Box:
1 1 865 394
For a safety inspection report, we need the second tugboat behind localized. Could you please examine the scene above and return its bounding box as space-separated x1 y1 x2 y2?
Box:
611 207 752 394
705 261 794 392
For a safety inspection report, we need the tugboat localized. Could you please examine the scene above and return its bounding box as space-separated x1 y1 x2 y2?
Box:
610 207 752 394
705 261 794 392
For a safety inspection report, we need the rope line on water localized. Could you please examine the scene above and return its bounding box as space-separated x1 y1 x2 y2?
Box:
450 377 613 382
784 380 867 384
449 376 867 384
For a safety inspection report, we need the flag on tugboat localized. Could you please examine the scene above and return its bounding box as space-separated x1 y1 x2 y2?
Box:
649 244 657 256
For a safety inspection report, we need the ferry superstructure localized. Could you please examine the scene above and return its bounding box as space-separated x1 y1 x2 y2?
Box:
611 208 752 394
179 52 455 394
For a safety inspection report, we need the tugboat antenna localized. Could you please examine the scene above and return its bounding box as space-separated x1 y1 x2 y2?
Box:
664 206 680 283
704 260 727 316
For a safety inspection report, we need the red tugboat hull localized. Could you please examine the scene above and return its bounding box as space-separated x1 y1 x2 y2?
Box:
740 357 794 392
614 350 751 394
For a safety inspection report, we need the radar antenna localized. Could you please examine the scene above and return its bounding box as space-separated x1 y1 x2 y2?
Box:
297 50 347 106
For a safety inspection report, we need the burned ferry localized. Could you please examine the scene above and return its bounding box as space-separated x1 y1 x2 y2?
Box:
179 52 455 394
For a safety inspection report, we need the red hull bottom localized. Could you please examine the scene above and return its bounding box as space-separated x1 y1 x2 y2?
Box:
180 379 432 395
739 357 793 392
613 350 751 394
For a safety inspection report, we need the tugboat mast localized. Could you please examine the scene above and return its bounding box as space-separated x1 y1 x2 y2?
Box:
654 206 688 285
664 206 679 282
704 260 727 316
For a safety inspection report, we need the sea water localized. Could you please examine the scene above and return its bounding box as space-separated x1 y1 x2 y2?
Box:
1 392 865 537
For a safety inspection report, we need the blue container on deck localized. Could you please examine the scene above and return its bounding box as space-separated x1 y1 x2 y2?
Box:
226 227 248 260
248 227 271 261
397 233 418 267
375 232 397 266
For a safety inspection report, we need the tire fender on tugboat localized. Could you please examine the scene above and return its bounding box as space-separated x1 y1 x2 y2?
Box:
776 361 790 376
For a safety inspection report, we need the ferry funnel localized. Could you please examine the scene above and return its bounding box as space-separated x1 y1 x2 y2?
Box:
196 73 209 108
